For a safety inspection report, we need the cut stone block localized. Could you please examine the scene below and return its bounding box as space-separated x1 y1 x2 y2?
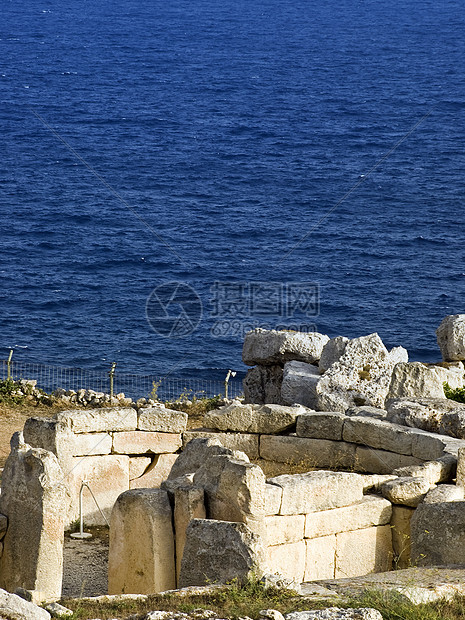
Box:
390 505 414 569
169 438 248 481
67 455 129 525
281 361 320 408
112 431 181 455
179 519 265 587
386 397 465 440
57 407 137 433
342 417 413 456
296 412 346 440
437 314 465 361
203 403 302 435
393 455 456 485
129 457 153 480
411 501 465 566
423 485 464 504
23 417 74 475
108 489 175 594
319 336 349 374
243 329 329 366
304 496 391 539
138 407 187 433
354 446 422 475
129 454 178 490
381 477 433 507
72 433 112 456
304 535 336 581
267 471 364 516
387 362 455 400
260 435 356 471
174 486 206 582
243 365 284 405
267 541 306 583
410 430 458 460
265 483 283 516
264 515 305 546
335 525 393 578
182 431 259 459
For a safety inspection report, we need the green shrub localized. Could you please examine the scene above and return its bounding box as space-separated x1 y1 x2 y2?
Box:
444 382 465 403
0 378 26 405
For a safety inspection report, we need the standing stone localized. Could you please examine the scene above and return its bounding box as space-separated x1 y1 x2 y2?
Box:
108 489 176 594
242 329 329 366
243 365 284 404
281 361 320 408
0 443 67 603
411 501 465 566
179 519 265 587
174 486 206 582
437 315 465 361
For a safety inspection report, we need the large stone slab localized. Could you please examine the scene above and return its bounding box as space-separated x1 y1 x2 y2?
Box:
168 437 247 480
390 505 414 569
129 454 178 490
411 501 465 565
182 430 258 459
57 407 137 433
265 483 283 515
179 519 265 587
260 435 356 470
393 454 456 485
386 397 465 439
381 477 432 507
23 417 75 476
264 515 305 545
296 412 346 441
243 364 284 404
334 526 392 578
267 541 306 583
342 416 414 456
267 471 364 515
353 446 422 475
437 314 465 361
304 535 337 581
0 589 51 620
243 329 329 366
281 361 320 408
304 496 391 539
112 431 181 455
319 336 349 374
108 489 175 594
386 361 463 400
0 443 66 603
174 486 206 581
72 432 112 456
203 403 302 435
138 406 187 433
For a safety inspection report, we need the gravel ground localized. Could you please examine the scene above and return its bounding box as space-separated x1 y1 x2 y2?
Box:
62 529 109 598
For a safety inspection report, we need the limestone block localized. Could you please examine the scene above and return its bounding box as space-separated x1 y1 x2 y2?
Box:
268 471 364 516
67 455 129 525
343 416 414 456
260 435 356 471
179 519 265 587
168 437 247 480
265 483 283 516
287 611 382 620
130 454 178 490
423 484 464 503
57 407 137 433
362 474 397 493
264 515 305 546
381 477 433 507
203 403 302 435
281 361 320 408
243 365 284 405
390 505 414 569
174 486 206 581
393 455 456 485
129 457 153 480
334 526 392 578
72 432 112 456
354 446 422 475
182 430 258 459
457 446 465 487
108 489 175 594
112 431 181 455
23 417 74 474
243 329 329 366
0 589 51 620
0 444 67 602
304 535 336 581
437 314 465 361
346 406 389 419
267 541 306 583
304 496 391 539
138 407 188 433
319 336 349 374
296 412 346 441
386 397 465 439
410 430 454 460
411 501 465 565
387 362 452 400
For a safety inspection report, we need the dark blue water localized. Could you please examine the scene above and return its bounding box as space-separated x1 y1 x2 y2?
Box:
1 0 465 378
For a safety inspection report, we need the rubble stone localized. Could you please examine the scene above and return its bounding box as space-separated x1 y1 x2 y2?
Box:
242 329 329 366
437 314 465 361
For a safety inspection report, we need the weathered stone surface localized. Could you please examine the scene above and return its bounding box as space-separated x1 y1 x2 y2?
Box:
243 329 329 366
260 435 355 470
386 397 465 438
410 429 462 460
316 334 408 412
267 541 306 583
0 588 51 620
168 438 247 480
67 455 129 525
281 361 320 408
108 489 175 594
268 471 364 516
138 407 188 433
174 486 206 581
457 445 465 487
72 432 113 456
203 403 302 435
411 500 465 565
362 474 397 493
129 456 153 480
179 519 265 587
387 362 458 400
57 407 137 433
304 535 337 581
334 526 392 578
0 444 67 603
343 416 413 456
296 412 346 440
346 406 389 419
392 454 456 485
381 476 433 507
22 417 74 476
112 431 181 455
286 608 382 620
264 515 305 545
182 430 259 459
390 505 414 569
265 483 283 516
130 454 178 490
423 484 464 503
0 515 7 541
319 337 349 374
354 446 422 475
243 365 284 405
304 496 391 539
437 314 465 361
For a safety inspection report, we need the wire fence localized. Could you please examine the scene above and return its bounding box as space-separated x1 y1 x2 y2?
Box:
0 359 244 402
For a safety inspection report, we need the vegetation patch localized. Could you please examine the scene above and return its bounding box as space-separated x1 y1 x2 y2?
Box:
443 382 465 404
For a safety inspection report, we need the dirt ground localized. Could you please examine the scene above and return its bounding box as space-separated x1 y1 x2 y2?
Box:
62 527 109 598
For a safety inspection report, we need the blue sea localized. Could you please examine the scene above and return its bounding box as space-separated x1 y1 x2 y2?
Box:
1 0 465 381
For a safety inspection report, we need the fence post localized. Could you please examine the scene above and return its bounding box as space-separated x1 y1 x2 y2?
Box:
224 369 236 399
109 362 117 402
7 349 13 381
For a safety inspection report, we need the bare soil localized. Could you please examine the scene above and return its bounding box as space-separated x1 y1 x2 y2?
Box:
62 527 109 598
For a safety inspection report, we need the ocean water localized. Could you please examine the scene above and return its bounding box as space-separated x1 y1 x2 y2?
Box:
1 0 465 379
